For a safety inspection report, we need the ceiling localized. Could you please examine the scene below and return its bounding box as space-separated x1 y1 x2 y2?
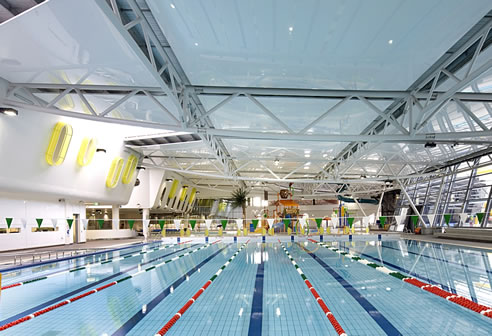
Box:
1 0 492 198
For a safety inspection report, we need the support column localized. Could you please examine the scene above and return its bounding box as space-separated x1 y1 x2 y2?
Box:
431 175 446 227
396 179 425 226
438 166 458 226
481 186 492 227
112 205 120 230
377 190 385 218
142 208 149 241
459 160 478 226
352 195 367 217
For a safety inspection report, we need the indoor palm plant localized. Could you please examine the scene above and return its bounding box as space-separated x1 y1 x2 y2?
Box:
231 187 249 222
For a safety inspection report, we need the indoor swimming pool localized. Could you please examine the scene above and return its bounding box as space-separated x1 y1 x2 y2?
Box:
0 237 491 335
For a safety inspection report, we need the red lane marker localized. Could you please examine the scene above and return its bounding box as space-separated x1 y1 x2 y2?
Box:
1 283 22 290
302 275 346 335
0 242 180 292
281 239 346 336
0 242 201 332
404 277 492 317
314 238 492 319
154 241 248 336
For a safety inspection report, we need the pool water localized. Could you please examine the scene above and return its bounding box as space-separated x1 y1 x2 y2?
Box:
0 237 491 335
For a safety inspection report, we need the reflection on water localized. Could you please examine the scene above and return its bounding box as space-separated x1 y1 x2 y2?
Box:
341 239 492 307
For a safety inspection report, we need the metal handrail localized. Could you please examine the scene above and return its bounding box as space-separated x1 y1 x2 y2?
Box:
0 248 106 266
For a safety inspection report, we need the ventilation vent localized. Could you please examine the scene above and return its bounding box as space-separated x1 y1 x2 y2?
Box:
125 133 201 147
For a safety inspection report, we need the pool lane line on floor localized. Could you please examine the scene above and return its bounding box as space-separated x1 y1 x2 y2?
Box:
154 241 249 336
0 241 192 291
0 243 201 328
0 241 219 333
247 244 264 336
280 241 347 336
111 243 232 336
309 240 492 319
0 239 166 273
300 242 402 335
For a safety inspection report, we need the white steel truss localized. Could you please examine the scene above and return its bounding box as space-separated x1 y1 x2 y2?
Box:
0 2 491 188
319 17 492 180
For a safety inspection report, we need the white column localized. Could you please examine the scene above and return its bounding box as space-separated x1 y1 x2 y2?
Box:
142 208 150 241
112 205 120 230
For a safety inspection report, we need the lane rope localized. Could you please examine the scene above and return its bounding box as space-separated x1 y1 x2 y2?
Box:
0 241 220 332
154 240 249 336
0 240 192 291
309 239 492 319
280 240 347 336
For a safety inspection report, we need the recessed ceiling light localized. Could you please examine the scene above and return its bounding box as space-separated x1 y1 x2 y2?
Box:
388 39 393 45
304 154 310 158
288 26 294 32
170 3 175 9
194 42 198 46
0 107 18 116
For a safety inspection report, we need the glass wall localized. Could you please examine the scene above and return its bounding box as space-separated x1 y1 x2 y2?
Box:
395 153 492 227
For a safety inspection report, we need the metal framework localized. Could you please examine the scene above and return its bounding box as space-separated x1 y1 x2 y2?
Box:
396 152 492 227
320 16 492 179
104 0 238 177
0 1 491 194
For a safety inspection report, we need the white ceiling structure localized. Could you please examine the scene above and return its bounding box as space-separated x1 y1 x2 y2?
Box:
1 0 492 198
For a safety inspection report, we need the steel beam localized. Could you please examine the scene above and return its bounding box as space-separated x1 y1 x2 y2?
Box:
193 85 492 102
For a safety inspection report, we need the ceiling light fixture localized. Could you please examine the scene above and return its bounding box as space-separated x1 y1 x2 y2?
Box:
424 142 436 148
388 39 393 45
0 107 18 116
170 3 175 9
288 26 294 32
194 42 198 46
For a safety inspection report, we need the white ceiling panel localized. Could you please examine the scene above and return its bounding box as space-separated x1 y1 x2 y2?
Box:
148 0 491 90
0 0 159 86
